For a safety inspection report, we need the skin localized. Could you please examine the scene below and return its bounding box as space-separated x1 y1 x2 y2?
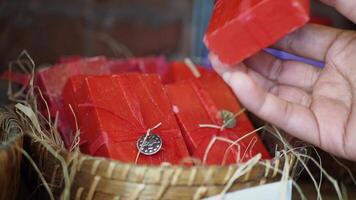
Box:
210 0 356 161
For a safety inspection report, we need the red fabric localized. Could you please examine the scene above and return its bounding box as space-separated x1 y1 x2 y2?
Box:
204 0 310 65
63 73 190 165
0 70 30 86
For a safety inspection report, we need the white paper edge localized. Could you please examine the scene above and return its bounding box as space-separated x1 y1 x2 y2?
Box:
203 180 293 200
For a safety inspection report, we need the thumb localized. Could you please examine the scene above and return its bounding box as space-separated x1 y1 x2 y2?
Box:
217 63 320 147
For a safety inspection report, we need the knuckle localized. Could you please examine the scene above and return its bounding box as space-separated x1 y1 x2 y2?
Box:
268 59 283 81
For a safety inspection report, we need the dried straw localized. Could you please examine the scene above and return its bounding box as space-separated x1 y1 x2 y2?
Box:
184 58 201 78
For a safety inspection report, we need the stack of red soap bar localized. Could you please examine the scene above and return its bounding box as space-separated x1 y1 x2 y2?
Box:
165 81 235 164
36 56 168 146
37 56 168 114
166 79 270 165
198 72 271 160
63 73 190 165
204 0 310 65
164 62 270 164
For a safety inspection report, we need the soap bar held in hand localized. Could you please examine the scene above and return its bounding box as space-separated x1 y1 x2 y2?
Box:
204 0 310 65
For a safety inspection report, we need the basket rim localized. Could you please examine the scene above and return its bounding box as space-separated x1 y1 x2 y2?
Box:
0 106 23 149
0 134 22 148
28 135 297 171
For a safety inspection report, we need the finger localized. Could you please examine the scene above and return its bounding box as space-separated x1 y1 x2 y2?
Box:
229 63 312 107
246 68 313 107
273 23 343 61
222 65 320 146
211 51 320 93
211 53 277 92
244 65 313 107
232 63 276 92
271 85 312 107
320 0 356 23
245 51 320 92
209 53 231 75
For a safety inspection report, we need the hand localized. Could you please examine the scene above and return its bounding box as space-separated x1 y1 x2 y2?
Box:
210 0 356 161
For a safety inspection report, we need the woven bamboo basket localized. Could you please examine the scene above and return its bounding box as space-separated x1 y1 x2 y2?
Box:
25 139 297 200
12 104 302 200
0 106 23 200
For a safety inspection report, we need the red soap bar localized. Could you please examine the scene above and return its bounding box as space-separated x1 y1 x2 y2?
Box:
37 57 108 104
204 0 310 65
197 73 271 160
37 56 168 147
38 56 168 108
37 57 168 114
62 75 88 149
161 61 270 159
166 80 259 165
36 57 109 146
162 61 270 160
63 73 190 165
36 57 108 116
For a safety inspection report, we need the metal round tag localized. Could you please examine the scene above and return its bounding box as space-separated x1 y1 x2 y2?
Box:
136 134 162 156
220 110 236 128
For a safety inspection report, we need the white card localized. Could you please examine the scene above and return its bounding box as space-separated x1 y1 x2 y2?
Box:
204 180 292 200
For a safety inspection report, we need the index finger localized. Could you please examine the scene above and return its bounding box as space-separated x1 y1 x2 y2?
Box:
273 24 343 61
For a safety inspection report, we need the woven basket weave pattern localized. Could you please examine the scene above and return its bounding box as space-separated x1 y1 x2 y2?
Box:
0 107 23 200
26 138 296 200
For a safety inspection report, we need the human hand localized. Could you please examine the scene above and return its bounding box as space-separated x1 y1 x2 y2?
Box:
210 0 356 161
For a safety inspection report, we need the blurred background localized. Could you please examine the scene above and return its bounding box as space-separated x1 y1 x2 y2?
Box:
0 0 192 67
0 0 355 69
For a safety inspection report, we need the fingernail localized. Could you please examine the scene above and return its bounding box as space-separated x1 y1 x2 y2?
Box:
222 71 232 83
